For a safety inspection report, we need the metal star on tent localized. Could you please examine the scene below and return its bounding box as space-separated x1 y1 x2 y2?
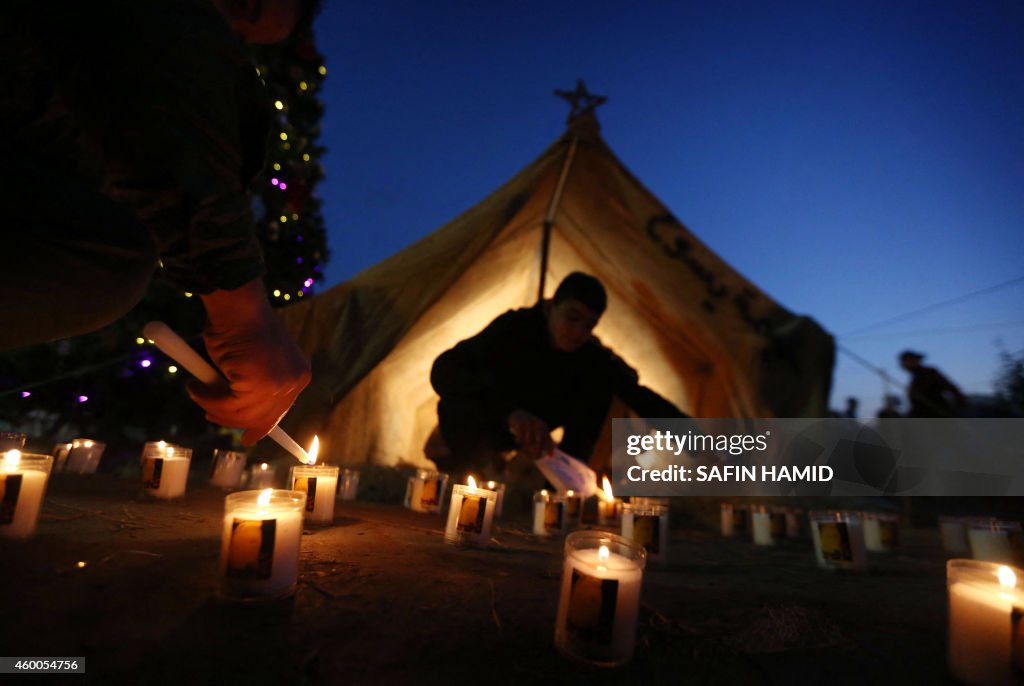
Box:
554 79 607 122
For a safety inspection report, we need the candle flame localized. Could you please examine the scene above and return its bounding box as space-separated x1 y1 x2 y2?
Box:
999 566 1016 591
467 475 477 490
566 489 574 497
540 489 549 497
306 436 319 465
3 449 21 470
598 545 610 561
601 476 615 502
157 440 166 449
83 440 94 448
260 462 269 471
487 480 496 489
257 489 273 507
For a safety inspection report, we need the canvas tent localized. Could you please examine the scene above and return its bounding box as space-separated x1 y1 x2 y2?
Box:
278 114 834 467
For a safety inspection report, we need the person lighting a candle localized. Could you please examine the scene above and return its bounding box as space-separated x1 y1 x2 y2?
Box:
0 0 322 447
427 273 688 483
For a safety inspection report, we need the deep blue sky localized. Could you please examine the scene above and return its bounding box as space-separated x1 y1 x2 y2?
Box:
311 0 1024 414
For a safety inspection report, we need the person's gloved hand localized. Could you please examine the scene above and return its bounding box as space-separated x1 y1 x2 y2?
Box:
189 279 311 445
507 409 555 459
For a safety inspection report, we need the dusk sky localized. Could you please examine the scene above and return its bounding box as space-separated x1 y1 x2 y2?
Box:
311 0 1023 415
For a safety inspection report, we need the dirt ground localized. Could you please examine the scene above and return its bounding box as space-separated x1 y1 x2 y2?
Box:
0 470 976 685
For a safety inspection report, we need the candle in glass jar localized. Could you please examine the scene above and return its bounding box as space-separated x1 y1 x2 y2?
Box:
720 502 749 537
533 490 568 536
484 480 506 517
621 502 669 564
809 510 868 571
220 489 305 600
564 490 582 527
554 531 647 667
405 469 449 513
289 438 337 524
444 476 496 547
863 512 900 552
968 519 1024 566
947 560 1024 686
941 516 973 556
0 451 53 539
597 477 622 527
338 468 360 501
249 462 276 490
751 505 776 546
141 444 192 499
210 449 247 490
63 438 105 474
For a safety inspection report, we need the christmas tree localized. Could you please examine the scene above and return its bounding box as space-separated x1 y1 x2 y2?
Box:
0 31 329 453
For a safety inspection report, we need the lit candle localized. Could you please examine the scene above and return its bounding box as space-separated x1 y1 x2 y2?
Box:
288 437 338 525
863 512 900 552
485 480 506 517
564 490 582 527
533 489 568 536
940 516 973 556
405 469 449 513
62 438 105 474
444 476 497 547
720 502 749 537
248 462 276 490
554 531 646 667
0 432 26 452
0 451 53 539
809 510 868 571
338 468 360 501
210 449 247 490
141 443 192 499
597 477 622 527
968 519 1024 565
621 502 669 564
220 489 305 599
947 560 1024 685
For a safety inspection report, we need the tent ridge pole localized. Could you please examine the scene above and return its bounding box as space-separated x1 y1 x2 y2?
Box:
537 135 580 303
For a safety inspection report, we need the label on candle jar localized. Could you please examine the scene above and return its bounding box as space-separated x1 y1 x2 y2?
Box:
294 477 317 512
226 518 277 579
545 501 565 532
0 474 23 525
142 457 163 489
634 515 660 554
818 522 853 561
567 569 617 646
879 521 899 547
457 496 486 534
420 478 440 508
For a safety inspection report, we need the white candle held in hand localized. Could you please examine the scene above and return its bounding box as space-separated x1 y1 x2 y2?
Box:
220 489 305 600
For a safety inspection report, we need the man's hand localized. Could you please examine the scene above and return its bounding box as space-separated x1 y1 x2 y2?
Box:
189 279 311 445
507 409 555 459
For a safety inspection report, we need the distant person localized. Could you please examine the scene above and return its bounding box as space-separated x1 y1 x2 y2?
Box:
428 272 688 478
876 394 902 418
1 0 319 445
844 396 859 418
898 350 967 418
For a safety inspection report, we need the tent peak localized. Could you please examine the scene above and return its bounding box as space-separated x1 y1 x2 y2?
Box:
554 79 606 131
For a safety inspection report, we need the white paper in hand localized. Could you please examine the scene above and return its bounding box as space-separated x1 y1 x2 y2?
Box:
535 449 598 498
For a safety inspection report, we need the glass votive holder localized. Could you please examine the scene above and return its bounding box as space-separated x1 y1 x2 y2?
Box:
0 432 27 452
598 497 623 528
248 462 277 490
554 530 647 668
720 502 749 537
621 502 669 564
533 490 568 536
210 449 247 490
141 444 192 499
338 468 360 501
751 504 777 547
968 519 1024 566
404 469 449 513
289 463 339 524
484 480 506 516
444 479 497 547
0 451 54 539
220 489 306 600
863 512 900 552
60 438 106 474
947 559 1024 686
809 510 868 571
564 490 583 527
940 516 973 556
